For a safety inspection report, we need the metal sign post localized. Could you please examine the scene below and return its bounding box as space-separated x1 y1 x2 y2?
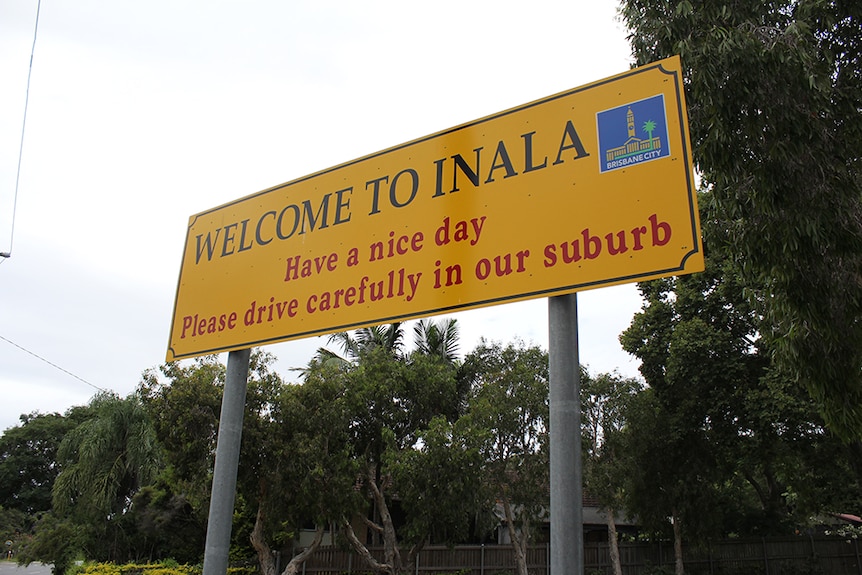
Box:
549 293 584 575
202 348 251 575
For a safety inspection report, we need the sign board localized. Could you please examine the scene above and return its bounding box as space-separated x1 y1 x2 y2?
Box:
167 56 703 361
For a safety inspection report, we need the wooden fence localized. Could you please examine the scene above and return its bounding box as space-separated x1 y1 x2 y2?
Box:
299 536 862 575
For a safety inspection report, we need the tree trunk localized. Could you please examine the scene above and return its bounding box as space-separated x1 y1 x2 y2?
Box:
343 519 394 575
250 503 276 575
605 507 622 575
405 540 426 574
283 526 325 575
847 441 862 488
672 510 684 575
501 495 529 575
368 471 402 574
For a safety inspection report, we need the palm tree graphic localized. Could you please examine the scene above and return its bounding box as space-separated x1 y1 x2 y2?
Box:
642 119 657 149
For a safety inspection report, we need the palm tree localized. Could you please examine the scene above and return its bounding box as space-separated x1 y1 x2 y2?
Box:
53 392 161 519
352 323 405 357
302 323 406 375
412 318 460 363
329 322 405 360
642 119 657 148
52 392 161 562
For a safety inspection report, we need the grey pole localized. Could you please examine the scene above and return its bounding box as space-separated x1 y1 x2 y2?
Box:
203 348 251 575
549 294 584 575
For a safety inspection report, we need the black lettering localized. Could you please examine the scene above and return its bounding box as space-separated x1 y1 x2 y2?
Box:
390 169 419 208
277 205 300 240
451 148 482 192
334 187 353 224
553 120 590 165
485 141 518 183
300 193 331 234
195 229 221 264
256 211 276 245
366 176 389 215
522 131 548 173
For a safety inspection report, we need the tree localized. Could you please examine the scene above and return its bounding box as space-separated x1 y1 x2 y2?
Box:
17 512 83 575
620 0 862 439
460 340 549 575
581 372 642 575
1 408 94 569
125 482 205 564
412 318 460 363
244 356 362 575
139 355 224 510
619 251 763 574
387 415 486 547
305 320 471 575
136 354 227 563
141 350 341 572
339 346 468 575
318 318 460 366
18 393 162 571
51 392 161 561
620 237 861 573
0 505 29 558
322 323 406 365
0 410 88 515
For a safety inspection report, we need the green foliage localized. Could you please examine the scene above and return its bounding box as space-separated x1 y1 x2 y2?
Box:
0 412 85 515
17 512 83 575
138 355 224 510
461 339 550 564
0 505 28 557
4 398 209 568
246 356 362 554
69 561 207 575
581 371 642 516
388 416 486 545
20 392 165 566
56 553 257 575
297 322 486 574
412 318 460 363
347 346 461 458
462 340 550 504
620 0 862 439
53 392 161 520
125 484 205 564
620 209 862 545
324 323 406 364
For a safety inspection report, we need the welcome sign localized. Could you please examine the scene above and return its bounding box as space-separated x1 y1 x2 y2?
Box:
167 56 703 361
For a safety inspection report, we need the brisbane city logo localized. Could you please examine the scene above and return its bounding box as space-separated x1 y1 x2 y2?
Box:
597 94 670 173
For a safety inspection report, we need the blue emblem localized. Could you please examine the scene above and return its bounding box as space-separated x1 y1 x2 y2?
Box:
597 94 670 173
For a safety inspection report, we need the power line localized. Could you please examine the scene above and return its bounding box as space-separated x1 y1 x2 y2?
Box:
0 333 108 393
2 0 42 263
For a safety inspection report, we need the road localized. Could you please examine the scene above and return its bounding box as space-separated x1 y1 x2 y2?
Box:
0 562 52 575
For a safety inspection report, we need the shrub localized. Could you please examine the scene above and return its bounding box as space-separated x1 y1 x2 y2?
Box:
72 562 199 575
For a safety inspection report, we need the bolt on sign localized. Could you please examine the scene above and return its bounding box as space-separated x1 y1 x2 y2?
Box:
167 56 703 361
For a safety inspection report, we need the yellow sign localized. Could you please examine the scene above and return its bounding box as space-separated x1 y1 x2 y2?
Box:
167 56 703 361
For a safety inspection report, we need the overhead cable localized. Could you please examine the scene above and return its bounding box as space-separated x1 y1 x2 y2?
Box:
2 0 43 263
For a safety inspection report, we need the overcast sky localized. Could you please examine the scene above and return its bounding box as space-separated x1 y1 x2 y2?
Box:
0 0 643 433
